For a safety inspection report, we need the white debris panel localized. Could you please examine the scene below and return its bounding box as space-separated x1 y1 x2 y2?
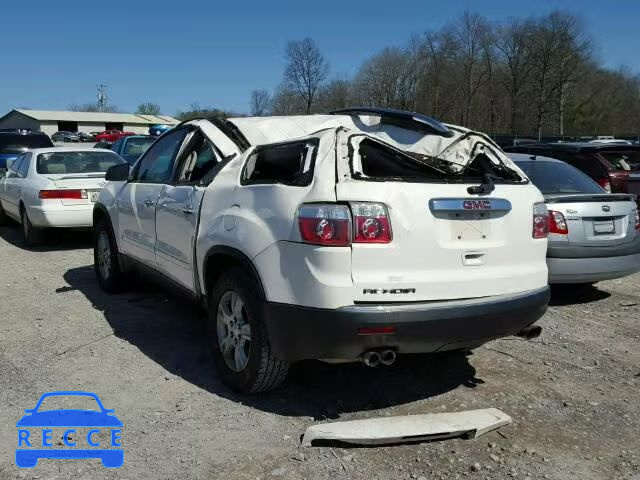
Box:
302 408 512 447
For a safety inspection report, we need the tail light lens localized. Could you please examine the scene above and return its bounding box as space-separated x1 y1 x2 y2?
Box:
298 204 351 246
597 178 612 193
351 202 392 243
635 210 639 230
39 189 87 199
532 202 549 239
549 210 568 235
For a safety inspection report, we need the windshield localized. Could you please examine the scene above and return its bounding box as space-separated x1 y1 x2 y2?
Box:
124 137 155 156
516 160 603 194
0 134 53 154
598 150 640 171
36 151 123 175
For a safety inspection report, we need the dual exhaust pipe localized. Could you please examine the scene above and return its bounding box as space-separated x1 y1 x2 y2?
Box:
361 349 397 367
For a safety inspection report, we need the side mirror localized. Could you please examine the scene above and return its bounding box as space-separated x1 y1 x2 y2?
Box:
105 163 130 182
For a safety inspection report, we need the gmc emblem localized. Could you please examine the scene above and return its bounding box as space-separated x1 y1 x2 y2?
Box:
463 200 492 210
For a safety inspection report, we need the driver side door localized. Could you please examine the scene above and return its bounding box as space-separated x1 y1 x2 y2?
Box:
115 128 189 266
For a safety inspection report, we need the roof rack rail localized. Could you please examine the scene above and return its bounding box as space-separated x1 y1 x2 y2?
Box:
329 107 454 138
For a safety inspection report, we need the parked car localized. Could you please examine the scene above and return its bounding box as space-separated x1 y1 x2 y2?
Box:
510 153 640 283
77 132 95 142
504 143 640 196
149 124 172 136
94 130 136 143
0 131 53 171
110 135 155 164
0 147 125 245
93 107 550 393
93 141 113 149
51 131 80 143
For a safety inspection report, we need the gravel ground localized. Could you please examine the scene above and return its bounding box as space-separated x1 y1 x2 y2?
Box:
0 225 638 480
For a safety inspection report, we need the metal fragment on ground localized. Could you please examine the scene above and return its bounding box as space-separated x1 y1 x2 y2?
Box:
301 408 512 447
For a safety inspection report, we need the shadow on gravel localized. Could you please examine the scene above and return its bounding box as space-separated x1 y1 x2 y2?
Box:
64 264 481 419
549 284 611 306
0 224 92 251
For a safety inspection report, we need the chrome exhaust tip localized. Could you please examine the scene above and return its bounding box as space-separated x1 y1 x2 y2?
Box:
379 349 397 366
516 325 542 340
361 351 381 367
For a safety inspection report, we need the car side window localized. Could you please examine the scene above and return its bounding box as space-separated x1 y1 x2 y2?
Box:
9 155 24 175
111 138 123 153
17 154 30 177
241 140 318 186
175 132 223 185
132 129 188 184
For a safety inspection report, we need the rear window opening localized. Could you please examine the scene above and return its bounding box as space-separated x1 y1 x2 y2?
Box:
37 151 123 175
352 137 523 183
598 150 640 171
242 140 317 186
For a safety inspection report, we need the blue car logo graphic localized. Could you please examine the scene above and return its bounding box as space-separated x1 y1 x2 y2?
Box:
16 391 123 468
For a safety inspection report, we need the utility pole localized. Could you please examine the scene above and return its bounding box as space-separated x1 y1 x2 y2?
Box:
97 84 107 112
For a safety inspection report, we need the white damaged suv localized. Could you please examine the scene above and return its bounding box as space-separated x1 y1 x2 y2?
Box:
93 108 550 393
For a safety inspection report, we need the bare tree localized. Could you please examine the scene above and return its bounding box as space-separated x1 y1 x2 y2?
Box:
450 12 490 125
284 38 329 113
317 77 353 111
270 84 307 115
495 18 536 134
135 102 161 115
417 31 455 118
249 89 271 116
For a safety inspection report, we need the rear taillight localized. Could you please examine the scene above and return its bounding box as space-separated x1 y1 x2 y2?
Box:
549 210 568 235
532 202 549 239
39 189 87 199
351 202 392 244
297 204 351 246
597 178 612 193
635 210 639 230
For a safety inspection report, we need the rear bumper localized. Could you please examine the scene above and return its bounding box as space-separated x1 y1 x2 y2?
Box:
27 206 93 228
547 237 640 283
548 255 640 283
263 286 550 361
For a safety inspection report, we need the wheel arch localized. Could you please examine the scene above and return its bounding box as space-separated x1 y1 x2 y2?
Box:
202 246 266 301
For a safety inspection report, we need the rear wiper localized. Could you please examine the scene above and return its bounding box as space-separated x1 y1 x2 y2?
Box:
467 173 497 194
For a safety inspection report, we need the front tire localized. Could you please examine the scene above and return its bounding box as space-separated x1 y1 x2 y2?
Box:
94 218 124 293
208 267 289 393
21 208 44 246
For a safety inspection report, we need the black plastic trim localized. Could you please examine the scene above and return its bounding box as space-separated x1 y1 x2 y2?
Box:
263 286 550 361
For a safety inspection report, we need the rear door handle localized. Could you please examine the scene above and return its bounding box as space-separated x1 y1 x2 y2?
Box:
182 208 194 215
143 199 155 207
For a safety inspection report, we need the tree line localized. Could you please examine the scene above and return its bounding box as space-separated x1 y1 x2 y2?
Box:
251 11 640 139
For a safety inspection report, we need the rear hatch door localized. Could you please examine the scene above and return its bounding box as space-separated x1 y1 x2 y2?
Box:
336 132 548 303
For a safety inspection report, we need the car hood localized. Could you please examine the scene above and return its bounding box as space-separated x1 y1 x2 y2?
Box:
16 410 123 427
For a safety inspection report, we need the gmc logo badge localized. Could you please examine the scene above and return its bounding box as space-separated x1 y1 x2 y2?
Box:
463 200 492 210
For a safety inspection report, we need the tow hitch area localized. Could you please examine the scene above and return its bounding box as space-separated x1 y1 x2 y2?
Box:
301 408 512 447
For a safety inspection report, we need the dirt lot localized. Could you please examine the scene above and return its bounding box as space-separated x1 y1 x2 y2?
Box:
0 225 638 480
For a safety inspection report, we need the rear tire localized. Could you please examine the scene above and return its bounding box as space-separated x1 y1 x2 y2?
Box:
208 267 289 393
94 218 124 293
21 208 44 246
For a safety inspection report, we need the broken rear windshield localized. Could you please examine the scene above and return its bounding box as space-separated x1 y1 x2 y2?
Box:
352 137 523 183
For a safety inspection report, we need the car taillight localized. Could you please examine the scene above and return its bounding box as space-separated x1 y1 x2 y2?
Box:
532 202 549 239
351 202 392 243
635 210 639 230
549 210 568 235
298 204 351 246
597 178 612 193
39 189 87 199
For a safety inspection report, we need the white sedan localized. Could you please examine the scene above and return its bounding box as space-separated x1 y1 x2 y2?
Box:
0 147 125 245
